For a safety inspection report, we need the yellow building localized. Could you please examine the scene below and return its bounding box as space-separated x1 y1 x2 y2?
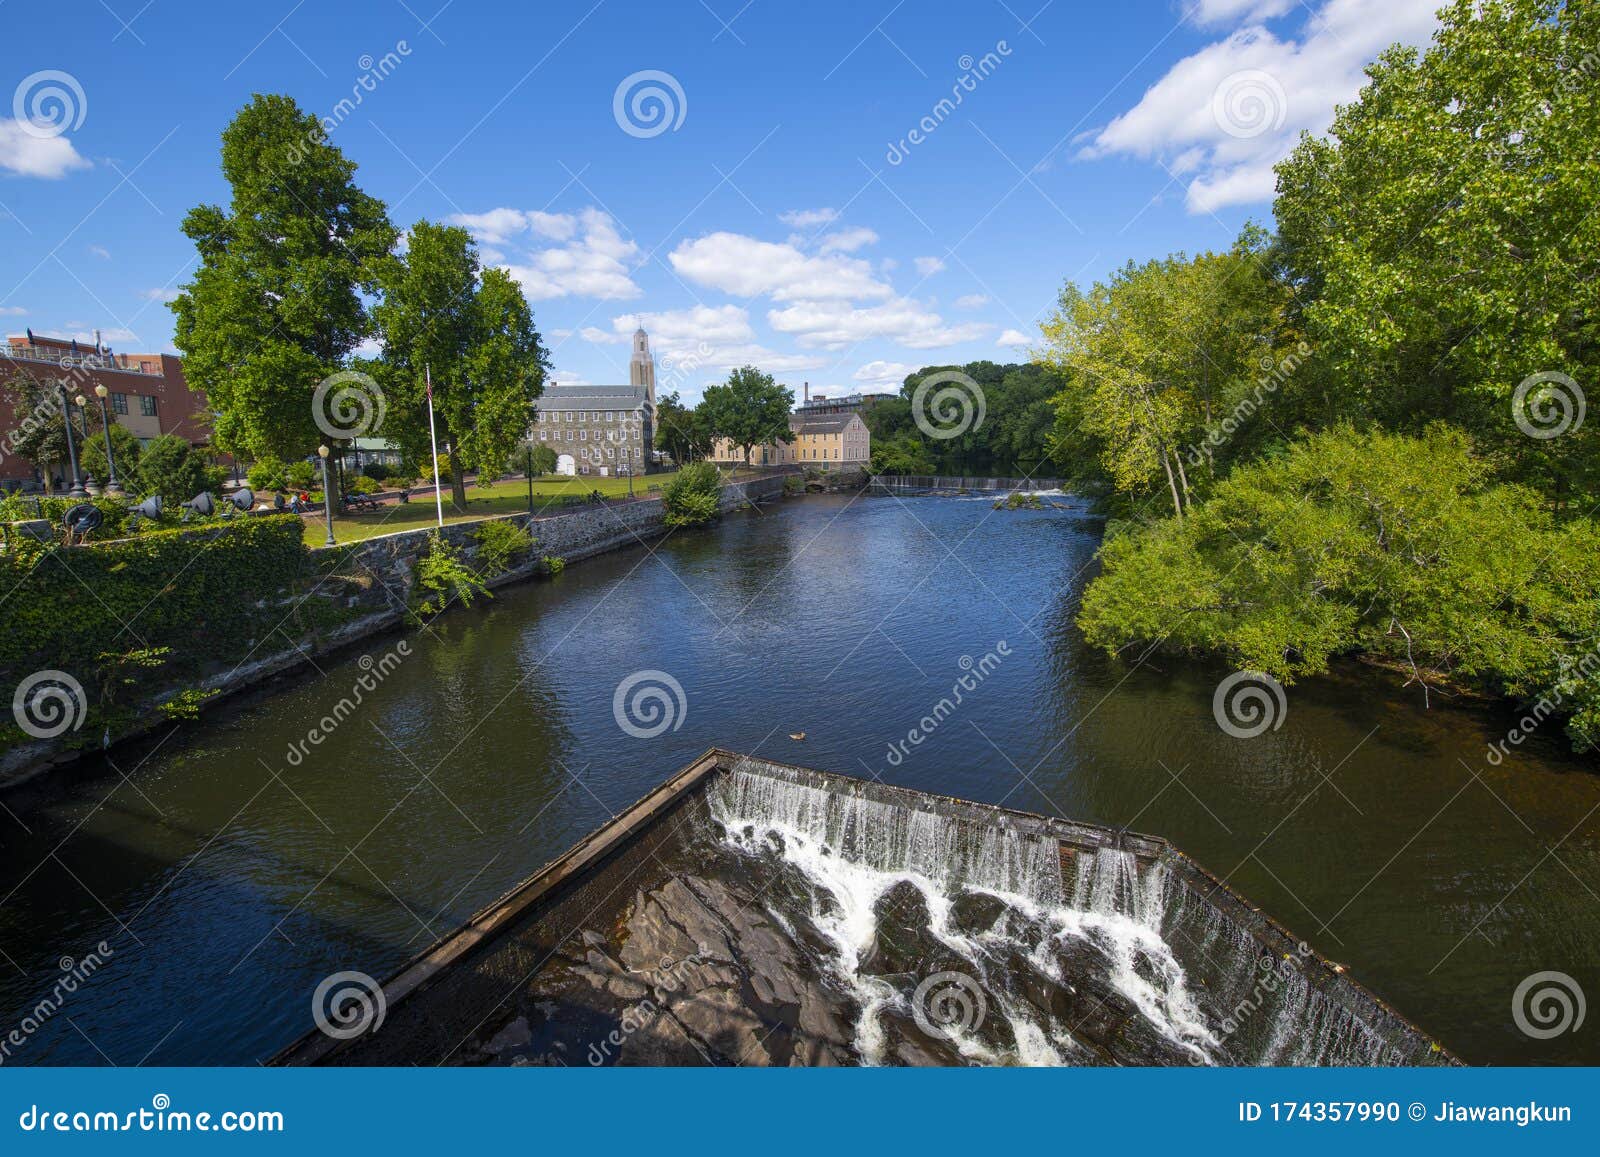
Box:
712 411 870 469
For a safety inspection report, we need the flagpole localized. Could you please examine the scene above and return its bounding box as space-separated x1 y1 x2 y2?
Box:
426 365 444 529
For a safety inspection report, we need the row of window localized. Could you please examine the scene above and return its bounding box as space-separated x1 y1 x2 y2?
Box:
576 446 639 460
535 409 639 423
107 393 159 417
537 428 641 442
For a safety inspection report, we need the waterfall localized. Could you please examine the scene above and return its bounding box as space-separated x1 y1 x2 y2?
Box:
703 767 1439 1067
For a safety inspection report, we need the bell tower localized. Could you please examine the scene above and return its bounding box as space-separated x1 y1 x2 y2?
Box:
630 326 656 410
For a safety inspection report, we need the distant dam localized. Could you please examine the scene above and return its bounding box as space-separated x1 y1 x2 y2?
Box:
277 752 1453 1067
867 474 1066 496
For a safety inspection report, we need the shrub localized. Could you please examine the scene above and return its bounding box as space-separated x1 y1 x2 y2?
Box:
285 460 317 490
247 455 290 493
80 423 143 488
346 475 380 495
473 519 534 575
411 532 488 620
137 435 211 506
361 462 392 483
543 555 566 576
661 461 722 528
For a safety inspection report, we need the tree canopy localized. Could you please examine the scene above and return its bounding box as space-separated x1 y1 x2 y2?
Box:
700 366 793 466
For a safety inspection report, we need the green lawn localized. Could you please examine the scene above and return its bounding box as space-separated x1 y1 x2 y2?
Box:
301 470 684 545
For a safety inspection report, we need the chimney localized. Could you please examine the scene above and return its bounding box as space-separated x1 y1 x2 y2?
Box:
803 381 810 403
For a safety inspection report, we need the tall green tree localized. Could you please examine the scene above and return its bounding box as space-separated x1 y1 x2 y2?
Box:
170 94 396 460
372 221 549 509
655 390 714 464
699 366 793 467
1 370 72 488
1274 0 1600 498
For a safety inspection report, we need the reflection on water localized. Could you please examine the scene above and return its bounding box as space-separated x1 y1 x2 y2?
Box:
0 493 1595 1064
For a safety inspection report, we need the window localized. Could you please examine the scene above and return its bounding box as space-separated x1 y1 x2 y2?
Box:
111 393 128 415
139 396 158 417
605 411 614 421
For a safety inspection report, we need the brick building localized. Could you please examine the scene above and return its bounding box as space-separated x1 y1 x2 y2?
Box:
1 332 210 489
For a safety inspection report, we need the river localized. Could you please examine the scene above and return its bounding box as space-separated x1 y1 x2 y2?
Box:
1 493 1596 1065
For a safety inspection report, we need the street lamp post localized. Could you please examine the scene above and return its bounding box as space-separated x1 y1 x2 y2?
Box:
57 382 87 498
74 395 101 496
92 384 123 497
318 444 336 547
526 445 534 514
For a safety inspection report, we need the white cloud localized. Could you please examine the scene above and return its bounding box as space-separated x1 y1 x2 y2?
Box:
997 328 1031 347
1085 0 1440 212
0 120 89 179
0 306 27 316
1185 0 1295 25
88 245 111 260
670 231 893 302
954 294 989 310
778 208 840 228
768 298 989 350
853 360 916 388
464 207 641 301
140 288 180 303
913 256 946 276
817 227 878 254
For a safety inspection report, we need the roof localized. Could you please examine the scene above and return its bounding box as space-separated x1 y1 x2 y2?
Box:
789 412 861 434
534 384 650 412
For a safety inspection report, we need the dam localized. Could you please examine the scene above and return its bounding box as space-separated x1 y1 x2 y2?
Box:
276 750 1453 1067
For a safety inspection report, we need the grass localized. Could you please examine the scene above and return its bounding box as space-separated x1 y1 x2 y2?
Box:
300 470 682 545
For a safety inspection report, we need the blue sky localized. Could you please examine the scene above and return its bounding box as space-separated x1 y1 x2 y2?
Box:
1 0 1440 403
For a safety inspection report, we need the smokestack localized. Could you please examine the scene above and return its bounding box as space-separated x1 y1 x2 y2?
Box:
804 381 809 403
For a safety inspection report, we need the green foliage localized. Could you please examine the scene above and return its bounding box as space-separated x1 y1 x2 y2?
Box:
170 93 397 460
1078 427 1600 749
699 366 793 465
361 462 392 482
542 555 566 576
345 474 380 495
411 531 489 619
0 494 130 540
661 460 722 528
158 687 222 721
1274 0 1600 499
136 434 212 505
655 390 714 464
473 518 534 575
0 370 70 473
246 455 290 493
79 422 143 488
529 443 558 476
285 460 316 490
869 431 937 475
0 516 310 748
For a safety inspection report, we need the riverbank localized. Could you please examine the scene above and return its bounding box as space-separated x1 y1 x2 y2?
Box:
0 471 794 790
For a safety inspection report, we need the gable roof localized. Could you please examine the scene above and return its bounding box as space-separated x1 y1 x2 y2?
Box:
534 384 650 412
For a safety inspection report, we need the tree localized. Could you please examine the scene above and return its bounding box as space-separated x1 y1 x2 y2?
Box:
655 390 713 464
136 435 212 506
699 366 793 467
529 444 558 476
170 94 396 460
1 370 71 488
870 431 936 475
79 422 143 488
373 220 549 509
1274 0 1600 499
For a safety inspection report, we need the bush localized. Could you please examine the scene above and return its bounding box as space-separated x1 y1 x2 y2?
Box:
346 475 380 495
80 423 143 488
543 555 566 576
411 532 488 620
362 462 392 483
285 460 317 490
661 461 722 528
1078 425 1600 750
137 435 211 506
473 519 534 575
0 493 130 540
246 455 290 493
